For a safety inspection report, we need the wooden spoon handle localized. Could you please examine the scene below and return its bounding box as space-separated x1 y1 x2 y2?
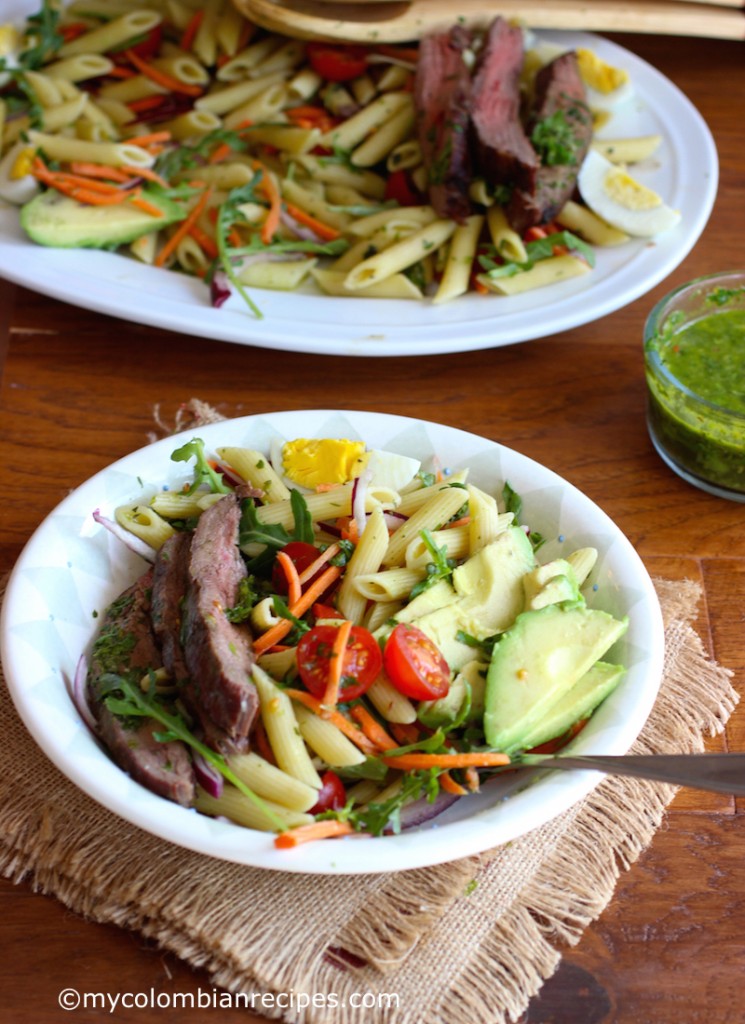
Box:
233 0 745 41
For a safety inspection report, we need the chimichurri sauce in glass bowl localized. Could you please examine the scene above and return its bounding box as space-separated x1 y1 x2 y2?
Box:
644 272 745 501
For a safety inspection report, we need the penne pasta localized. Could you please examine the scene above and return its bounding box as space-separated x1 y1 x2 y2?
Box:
293 703 367 768
253 665 322 789
335 506 390 624
353 565 426 602
476 253 592 295
556 199 630 246
59 11 162 57
114 503 175 549
382 484 469 567
487 205 528 263
433 214 484 305
216 447 292 502
343 219 456 291
227 751 320 811
194 785 313 831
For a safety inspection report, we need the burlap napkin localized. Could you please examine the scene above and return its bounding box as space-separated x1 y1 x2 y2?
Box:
0 574 738 1024
0 404 739 1022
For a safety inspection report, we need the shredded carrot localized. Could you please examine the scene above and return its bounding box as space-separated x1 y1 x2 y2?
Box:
440 771 467 796
37 170 124 196
338 516 359 544
107 65 138 79
284 201 341 242
179 8 204 51
127 94 168 113
382 751 511 771
209 141 235 164
276 550 302 607
297 542 340 585
252 564 343 655
60 21 90 43
154 186 212 268
349 705 398 752
69 162 132 183
285 105 337 133
321 618 353 709
253 717 277 765
188 224 219 258
68 188 134 205
122 164 170 188
130 195 166 217
284 688 378 755
228 227 243 248
275 819 355 848
124 48 204 97
473 277 490 296
125 130 172 149
390 722 421 746
251 161 281 245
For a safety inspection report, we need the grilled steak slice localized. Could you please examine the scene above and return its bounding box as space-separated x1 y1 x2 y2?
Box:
470 18 538 194
415 24 473 222
151 531 191 685
87 569 195 806
182 494 258 744
507 51 593 233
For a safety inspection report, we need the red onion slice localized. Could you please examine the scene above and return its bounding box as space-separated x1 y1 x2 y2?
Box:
69 654 99 734
351 468 373 538
92 509 156 563
193 751 224 799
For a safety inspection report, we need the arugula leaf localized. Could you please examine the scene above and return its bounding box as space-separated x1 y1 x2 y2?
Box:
501 482 546 553
170 437 232 495
99 673 287 830
238 490 313 567
16 0 63 70
408 529 456 599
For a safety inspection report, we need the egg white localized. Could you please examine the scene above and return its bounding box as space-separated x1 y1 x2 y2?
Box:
0 142 40 205
578 149 681 238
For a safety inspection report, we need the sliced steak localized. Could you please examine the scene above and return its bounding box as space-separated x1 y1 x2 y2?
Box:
181 494 258 745
415 24 473 223
87 569 195 806
151 531 191 685
506 51 593 233
470 18 538 194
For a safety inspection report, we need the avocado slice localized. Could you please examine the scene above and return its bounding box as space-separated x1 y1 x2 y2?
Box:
484 603 628 751
518 661 625 752
20 187 184 248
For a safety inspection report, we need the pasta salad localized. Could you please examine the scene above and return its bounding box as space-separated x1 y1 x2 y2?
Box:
82 435 628 848
0 1 679 315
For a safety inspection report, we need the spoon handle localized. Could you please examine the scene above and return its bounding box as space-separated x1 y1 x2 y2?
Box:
519 753 745 795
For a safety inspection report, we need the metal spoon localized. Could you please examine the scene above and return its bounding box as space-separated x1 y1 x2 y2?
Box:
514 752 745 795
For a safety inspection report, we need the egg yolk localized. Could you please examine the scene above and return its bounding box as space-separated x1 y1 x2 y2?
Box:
604 168 663 211
576 48 629 94
281 438 367 488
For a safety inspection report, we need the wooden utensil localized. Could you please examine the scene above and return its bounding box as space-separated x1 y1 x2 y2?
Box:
232 0 745 41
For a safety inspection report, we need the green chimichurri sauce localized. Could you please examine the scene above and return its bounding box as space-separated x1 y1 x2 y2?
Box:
645 298 745 498
657 309 745 413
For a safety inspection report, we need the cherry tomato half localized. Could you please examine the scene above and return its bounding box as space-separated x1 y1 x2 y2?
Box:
297 623 382 702
306 42 368 82
383 623 450 701
310 770 346 814
271 541 320 594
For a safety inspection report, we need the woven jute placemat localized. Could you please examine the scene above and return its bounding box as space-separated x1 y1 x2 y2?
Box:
0 404 739 1024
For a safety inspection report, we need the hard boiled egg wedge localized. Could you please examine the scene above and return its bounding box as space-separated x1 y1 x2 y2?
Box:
578 149 681 238
575 48 634 111
270 437 420 493
0 142 40 205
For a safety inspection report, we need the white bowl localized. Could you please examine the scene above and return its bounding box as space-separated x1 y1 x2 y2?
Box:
0 410 664 874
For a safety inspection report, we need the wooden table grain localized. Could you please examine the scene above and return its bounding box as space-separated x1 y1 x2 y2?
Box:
1 31 743 1024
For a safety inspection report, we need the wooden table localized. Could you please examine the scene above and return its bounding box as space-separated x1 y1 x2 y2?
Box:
1 30 743 1024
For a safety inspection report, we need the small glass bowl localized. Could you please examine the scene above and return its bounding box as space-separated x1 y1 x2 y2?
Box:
644 270 745 502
